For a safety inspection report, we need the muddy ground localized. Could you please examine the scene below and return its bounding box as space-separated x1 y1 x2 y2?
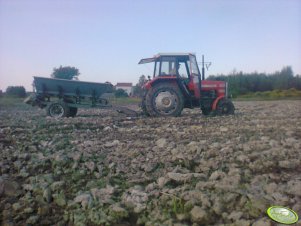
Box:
0 100 300 226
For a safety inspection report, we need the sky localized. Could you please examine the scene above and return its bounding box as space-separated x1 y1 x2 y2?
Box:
0 0 300 91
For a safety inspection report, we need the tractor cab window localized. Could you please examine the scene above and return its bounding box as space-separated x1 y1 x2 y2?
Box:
177 61 189 79
153 56 191 79
189 55 200 75
154 61 160 77
159 57 176 76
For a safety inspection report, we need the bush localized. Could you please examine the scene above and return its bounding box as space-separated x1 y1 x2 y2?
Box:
114 89 129 98
5 86 26 97
238 88 301 99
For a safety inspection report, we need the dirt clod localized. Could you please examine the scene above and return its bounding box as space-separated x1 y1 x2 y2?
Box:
0 100 300 225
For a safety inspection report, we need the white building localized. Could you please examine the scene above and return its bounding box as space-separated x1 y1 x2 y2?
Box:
115 83 133 96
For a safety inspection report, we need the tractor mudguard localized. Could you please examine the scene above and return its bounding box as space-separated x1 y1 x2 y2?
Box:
144 77 191 98
144 76 178 89
212 96 225 110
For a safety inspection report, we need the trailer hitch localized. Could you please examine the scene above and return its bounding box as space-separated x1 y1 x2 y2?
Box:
112 106 139 117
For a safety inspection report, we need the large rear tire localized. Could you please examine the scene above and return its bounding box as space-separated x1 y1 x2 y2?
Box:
46 102 70 118
145 83 184 117
216 98 235 115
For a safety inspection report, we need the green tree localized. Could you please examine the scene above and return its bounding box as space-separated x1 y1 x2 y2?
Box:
273 66 294 90
115 89 129 98
6 86 26 97
133 75 147 97
293 74 301 90
51 66 80 80
207 66 301 97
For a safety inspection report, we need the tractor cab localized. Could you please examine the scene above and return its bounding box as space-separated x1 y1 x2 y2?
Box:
139 53 234 117
139 53 201 99
139 53 200 78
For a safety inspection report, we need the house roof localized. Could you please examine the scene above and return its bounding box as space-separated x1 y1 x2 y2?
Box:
116 83 132 87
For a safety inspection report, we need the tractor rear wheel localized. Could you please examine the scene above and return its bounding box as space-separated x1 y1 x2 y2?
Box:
145 83 184 117
47 102 70 118
216 98 235 115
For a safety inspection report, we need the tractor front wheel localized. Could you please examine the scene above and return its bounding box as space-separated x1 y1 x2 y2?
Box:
216 98 235 115
145 83 184 117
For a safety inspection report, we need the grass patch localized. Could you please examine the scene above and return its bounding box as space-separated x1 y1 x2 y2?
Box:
172 197 185 214
0 95 141 109
234 88 301 101
109 174 129 190
0 96 27 107
110 97 141 105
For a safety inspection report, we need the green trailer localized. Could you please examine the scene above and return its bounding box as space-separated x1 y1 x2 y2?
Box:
25 76 136 117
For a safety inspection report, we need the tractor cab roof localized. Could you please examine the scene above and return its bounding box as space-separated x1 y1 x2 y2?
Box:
138 52 196 64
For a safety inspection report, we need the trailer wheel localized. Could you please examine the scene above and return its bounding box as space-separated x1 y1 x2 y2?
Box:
68 107 78 117
216 99 235 115
47 102 70 118
145 83 184 117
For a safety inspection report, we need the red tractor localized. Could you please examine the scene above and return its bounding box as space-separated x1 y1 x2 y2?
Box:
139 53 235 116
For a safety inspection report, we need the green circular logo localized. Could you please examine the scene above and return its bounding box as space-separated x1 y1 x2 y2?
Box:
267 206 298 224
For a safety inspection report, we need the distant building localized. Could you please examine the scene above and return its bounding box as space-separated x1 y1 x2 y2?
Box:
115 83 133 96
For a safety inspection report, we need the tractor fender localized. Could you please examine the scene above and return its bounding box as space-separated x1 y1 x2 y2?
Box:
212 96 225 110
144 77 191 98
144 77 178 90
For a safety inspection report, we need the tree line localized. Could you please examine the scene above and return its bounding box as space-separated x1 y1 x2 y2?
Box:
207 66 301 97
2 65 301 98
